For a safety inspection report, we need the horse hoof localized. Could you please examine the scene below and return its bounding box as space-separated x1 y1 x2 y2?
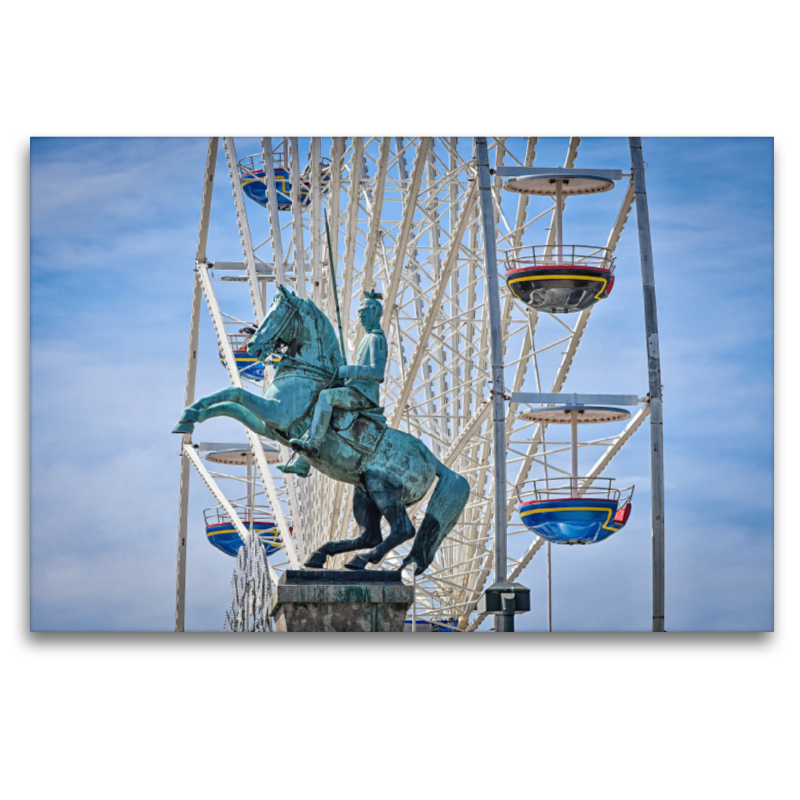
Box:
304 552 327 569
172 422 195 434
344 555 369 570
400 556 425 576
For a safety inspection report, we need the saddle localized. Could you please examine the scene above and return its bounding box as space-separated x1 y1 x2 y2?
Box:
330 407 388 456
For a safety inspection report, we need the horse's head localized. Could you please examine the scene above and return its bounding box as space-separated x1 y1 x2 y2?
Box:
246 284 298 361
247 284 343 375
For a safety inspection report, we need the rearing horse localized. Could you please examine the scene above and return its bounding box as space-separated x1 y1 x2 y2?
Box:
173 285 470 574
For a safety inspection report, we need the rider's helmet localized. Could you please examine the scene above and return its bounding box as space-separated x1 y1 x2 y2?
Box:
358 290 384 330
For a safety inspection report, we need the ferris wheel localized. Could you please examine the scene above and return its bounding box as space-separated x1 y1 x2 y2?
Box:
173 136 662 632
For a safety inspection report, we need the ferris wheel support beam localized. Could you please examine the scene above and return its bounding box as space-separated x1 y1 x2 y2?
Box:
196 137 219 263
465 134 531 605
175 271 203 633
629 137 666 633
476 137 511 609
176 137 218 633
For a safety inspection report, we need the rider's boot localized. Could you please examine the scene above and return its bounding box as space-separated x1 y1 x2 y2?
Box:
277 455 311 478
289 396 332 458
289 436 320 457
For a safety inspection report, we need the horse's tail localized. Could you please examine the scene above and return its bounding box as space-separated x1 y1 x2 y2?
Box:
402 462 470 575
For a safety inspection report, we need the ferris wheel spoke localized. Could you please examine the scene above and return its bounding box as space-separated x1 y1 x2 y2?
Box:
308 137 323 308
223 137 265 322
324 137 346 321
260 137 286 288
380 137 430 332
389 181 477 427
196 137 219 264
338 136 364 347
360 138 392 296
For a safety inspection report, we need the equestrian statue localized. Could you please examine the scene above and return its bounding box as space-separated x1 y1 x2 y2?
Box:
173 285 470 575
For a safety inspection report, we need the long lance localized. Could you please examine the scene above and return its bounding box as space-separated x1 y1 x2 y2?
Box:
324 210 347 365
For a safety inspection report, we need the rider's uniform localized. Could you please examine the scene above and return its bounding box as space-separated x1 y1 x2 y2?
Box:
302 323 387 450
337 325 387 406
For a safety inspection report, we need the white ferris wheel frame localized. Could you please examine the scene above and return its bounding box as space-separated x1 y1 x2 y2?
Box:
173 136 665 633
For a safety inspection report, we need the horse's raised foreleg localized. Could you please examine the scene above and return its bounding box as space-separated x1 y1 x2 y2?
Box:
192 402 270 437
344 471 416 570
304 487 383 568
174 386 286 435
183 386 245 415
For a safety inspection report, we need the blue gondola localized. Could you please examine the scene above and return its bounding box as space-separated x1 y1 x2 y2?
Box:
205 519 283 557
515 404 635 545
519 495 632 545
238 155 331 211
218 349 265 381
218 328 269 381
240 166 296 210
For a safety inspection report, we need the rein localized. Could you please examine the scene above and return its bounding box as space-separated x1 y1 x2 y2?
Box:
272 355 337 383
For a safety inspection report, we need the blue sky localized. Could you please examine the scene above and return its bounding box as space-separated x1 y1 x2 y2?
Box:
30 136 773 632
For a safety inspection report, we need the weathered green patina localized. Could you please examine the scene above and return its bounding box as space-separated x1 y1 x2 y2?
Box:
173 286 470 574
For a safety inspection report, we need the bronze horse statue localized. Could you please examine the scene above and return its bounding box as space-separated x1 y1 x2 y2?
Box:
174 285 469 574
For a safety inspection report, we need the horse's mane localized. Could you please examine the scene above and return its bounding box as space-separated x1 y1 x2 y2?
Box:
298 296 343 370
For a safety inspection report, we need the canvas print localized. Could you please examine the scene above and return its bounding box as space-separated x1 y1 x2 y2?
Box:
30 137 774 632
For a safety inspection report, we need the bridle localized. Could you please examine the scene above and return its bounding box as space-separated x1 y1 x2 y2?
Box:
251 295 298 356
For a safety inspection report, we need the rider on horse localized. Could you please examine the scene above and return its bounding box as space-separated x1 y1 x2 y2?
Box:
286 289 387 467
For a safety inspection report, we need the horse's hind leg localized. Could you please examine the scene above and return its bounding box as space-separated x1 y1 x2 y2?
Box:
344 471 415 570
304 487 382 568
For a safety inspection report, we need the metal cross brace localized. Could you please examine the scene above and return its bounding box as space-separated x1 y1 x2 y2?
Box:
494 167 624 180
511 392 643 406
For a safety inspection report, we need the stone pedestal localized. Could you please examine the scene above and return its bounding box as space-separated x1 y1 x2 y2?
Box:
268 570 413 632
